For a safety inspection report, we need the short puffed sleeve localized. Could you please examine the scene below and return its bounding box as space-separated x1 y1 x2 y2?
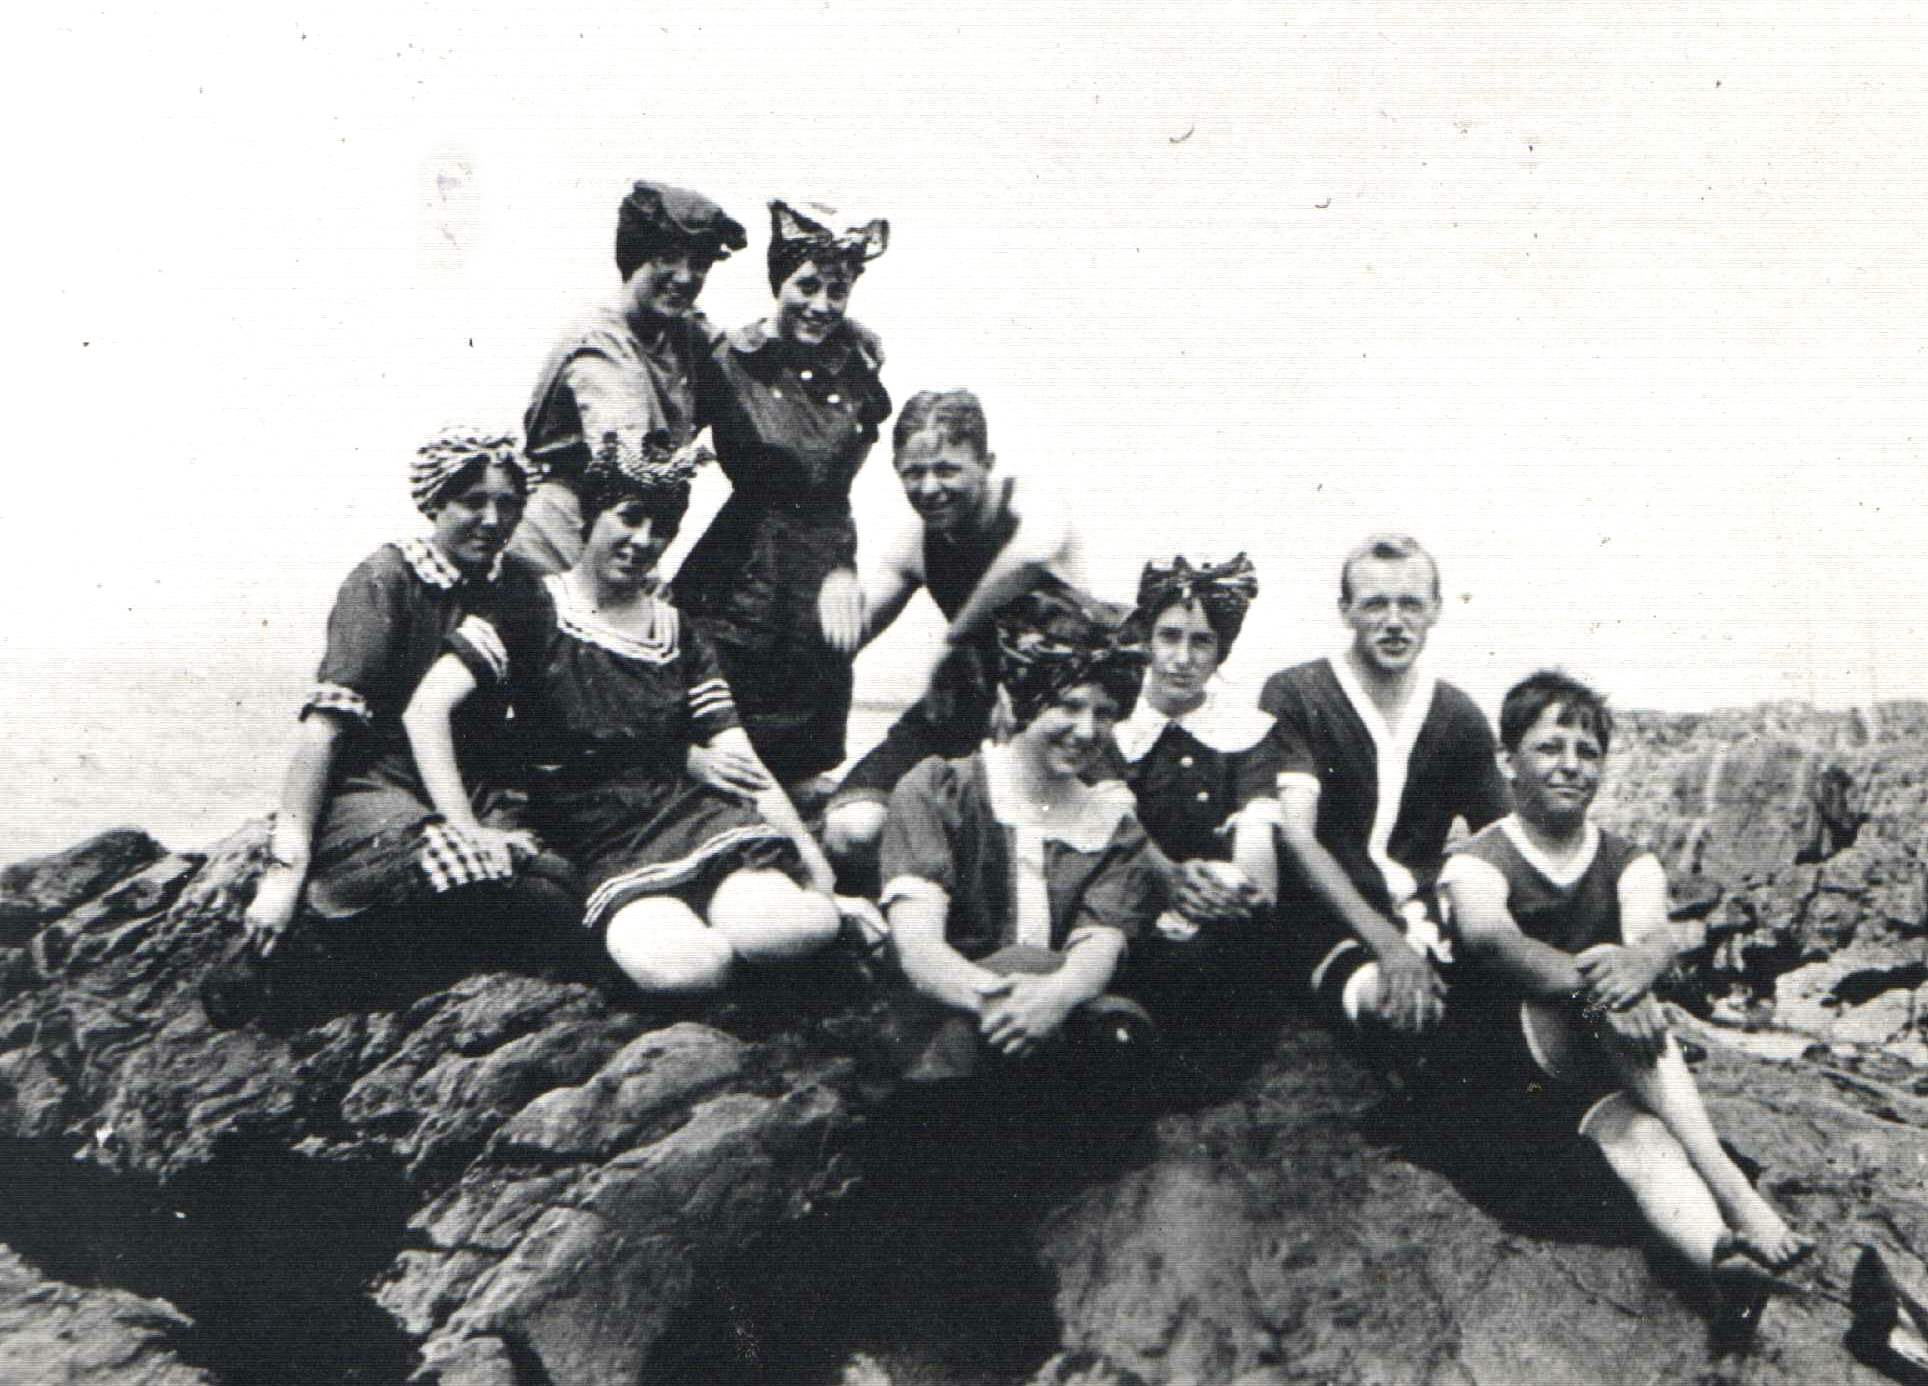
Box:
303 549 409 727
878 756 965 909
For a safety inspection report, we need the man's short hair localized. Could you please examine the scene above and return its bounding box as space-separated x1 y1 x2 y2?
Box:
1498 670 1614 754
1339 533 1440 603
892 388 989 459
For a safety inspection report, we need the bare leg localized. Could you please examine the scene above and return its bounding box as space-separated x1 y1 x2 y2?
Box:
823 802 886 867
1601 1034 1811 1268
1581 1094 1729 1270
708 870 840 966
605 898 735 996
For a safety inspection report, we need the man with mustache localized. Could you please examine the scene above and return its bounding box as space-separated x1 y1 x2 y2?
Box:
1259 534 1509 1047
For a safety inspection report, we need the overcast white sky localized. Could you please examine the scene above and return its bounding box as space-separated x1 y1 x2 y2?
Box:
6 0 1924 716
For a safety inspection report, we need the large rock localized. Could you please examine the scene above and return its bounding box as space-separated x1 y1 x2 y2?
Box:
0 700 1923 1385
0 1247 211 1386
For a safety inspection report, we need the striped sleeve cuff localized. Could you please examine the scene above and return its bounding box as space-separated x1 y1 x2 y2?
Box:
300 682 372 726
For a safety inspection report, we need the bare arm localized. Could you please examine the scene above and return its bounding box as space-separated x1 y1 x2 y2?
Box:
243 714 345 952
889 891 1001 1013
939 495 1075 646
1577 854 1687 1010
857 544 922 650
1441 859 1585 1000
402 654 487 833
709 726 834 892
1231 817 1280 904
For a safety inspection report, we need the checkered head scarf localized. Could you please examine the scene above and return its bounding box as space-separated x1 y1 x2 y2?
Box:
1135 552 1260 652
996 588 1148 725
766 200 889 293
410 427 538 515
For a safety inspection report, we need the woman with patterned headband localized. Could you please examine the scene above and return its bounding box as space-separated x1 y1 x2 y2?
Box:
203 428 573 1026
512 179 747 574
672 200 891 790
878 589 1163 1086
1097 554 1283 1057
406 433 842 998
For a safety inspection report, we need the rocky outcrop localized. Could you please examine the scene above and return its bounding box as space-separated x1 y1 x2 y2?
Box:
0 700 1921 1384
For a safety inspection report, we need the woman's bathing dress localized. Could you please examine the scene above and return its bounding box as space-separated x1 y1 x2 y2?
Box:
671 318 890 784
444 573 807 935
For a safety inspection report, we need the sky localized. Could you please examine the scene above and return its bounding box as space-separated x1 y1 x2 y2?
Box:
5 0 1925 719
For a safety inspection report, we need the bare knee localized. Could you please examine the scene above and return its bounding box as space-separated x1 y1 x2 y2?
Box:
710 873 840 965
1586 1100 1675 1168
605 902 735 996
823 802 887 861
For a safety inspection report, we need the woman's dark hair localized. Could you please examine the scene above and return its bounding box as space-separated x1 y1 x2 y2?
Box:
892 388 989 458
1141 590 1243 657
580 478 690 541
1498 670 1614 753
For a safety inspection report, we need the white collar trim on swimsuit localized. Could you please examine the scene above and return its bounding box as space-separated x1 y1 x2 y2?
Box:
1327 651 1440 910
981 743 1135 853
1112 681 1275 764
1499 815 1601 889
400 537 503 589
544 573 681 664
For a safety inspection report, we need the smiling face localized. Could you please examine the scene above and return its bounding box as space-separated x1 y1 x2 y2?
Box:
580 497 675 593
426 461 525 573
771 259 854 347
623 248 715 325
1017 681 1124 780
1145 599 1222 713
1504 702 1606 832
1340 555 1440 677
893 432 993 537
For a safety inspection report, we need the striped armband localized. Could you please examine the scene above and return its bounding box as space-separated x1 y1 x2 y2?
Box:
301 682 372 726
687 676 736 725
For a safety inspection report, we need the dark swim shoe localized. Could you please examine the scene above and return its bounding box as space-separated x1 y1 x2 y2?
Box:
1850 1245 1928 1384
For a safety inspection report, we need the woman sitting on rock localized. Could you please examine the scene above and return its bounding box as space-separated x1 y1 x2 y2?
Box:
406 434 842 997
878 590 1162 1087
207 429 577 1026
1096 555 1281 1057
1435 670 1813 1318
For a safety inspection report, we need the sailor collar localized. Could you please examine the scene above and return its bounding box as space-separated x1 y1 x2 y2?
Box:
1113 683 1274 764
726 317 884 376
981 743 1135 853
399 537 504 590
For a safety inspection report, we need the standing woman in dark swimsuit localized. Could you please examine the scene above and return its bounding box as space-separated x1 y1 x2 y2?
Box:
673 201 891 790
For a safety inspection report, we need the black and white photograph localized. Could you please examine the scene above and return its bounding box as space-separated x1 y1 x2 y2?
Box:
2 2 1924 1382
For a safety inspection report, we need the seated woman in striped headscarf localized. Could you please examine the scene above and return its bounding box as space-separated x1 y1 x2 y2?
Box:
204 428 577 1026
405 433 842 998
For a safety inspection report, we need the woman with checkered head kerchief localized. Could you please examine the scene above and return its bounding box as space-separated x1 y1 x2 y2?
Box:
401 430 848 1001
515 180 748 575
201 426 575 1028
671 199 892 792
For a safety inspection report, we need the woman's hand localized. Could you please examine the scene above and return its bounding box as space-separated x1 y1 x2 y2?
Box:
687 741 773 798
467 826 542 875
976 973 1077 1059
243 864 305 957
1576 940 1669 1012
818 569 864 655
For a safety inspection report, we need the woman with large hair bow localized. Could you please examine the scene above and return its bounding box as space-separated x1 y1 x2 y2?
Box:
673 200 891 789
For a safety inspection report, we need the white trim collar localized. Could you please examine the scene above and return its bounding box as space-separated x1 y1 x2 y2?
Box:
399 537 505 590
1113 682 1275 763
1499 815 1600 889
544 573 681 664
1327 652 1440 909
981 743 1133 853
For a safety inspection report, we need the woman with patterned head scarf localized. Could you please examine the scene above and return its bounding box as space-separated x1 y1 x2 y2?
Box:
513 180 747 574
204 428 572 1026
406 431 843 998
876 589 1164 1086
672 200 891 790
1096 555 1284 1061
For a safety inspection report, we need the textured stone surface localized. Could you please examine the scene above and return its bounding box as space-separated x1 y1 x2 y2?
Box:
0 700 1922 1385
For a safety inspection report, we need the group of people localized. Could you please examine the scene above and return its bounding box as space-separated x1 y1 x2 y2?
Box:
214 178 1811 1331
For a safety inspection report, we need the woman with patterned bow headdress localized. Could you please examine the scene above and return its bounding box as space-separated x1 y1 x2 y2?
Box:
407 431 842 998
877 589 1164 1085
203 428 573 1027
512 179 748 574
672 200 891 790
1094 554 1283 1059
